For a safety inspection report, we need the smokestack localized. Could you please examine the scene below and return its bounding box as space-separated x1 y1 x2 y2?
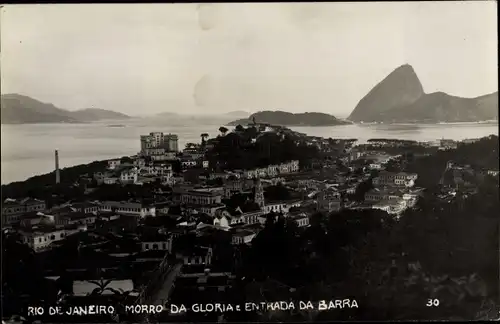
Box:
55 150 60 184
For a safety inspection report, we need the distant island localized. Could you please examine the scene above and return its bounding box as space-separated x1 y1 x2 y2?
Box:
348 64 499 123
0 94 131 124
228 111 352 127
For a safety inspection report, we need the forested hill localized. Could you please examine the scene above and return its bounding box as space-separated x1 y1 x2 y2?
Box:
228 111 351 126
1 94 130 124
405 135 499 188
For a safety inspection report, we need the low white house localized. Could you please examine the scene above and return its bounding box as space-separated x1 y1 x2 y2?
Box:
141 237 173 252
263 200 301 215
107 159 121 170
144 164 173 176
120 167 139 184
288 212 310 227
104 177 118 185
99 201 156 218
19 225 86 252
231 230 256 245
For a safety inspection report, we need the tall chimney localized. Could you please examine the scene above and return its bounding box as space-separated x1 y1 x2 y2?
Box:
55 150 60 184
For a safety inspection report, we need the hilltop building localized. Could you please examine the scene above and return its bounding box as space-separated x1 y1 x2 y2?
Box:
140 132 179 155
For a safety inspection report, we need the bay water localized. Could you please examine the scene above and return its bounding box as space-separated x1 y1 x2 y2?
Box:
1 118 497 184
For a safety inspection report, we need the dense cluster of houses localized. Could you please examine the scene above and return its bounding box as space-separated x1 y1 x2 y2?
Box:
4 126 496 320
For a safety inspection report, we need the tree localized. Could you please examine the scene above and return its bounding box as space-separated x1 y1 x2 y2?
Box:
264 184 291 201
235 124 244 132
200 133 209 146
120 156 133 164
219 126 229 136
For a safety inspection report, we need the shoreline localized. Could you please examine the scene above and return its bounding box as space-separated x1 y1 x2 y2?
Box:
3 133 499 187
3 119 498 127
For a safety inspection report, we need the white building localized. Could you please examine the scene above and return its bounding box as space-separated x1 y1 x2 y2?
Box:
104 177 119 185
263 200 301 215
99 201 156 218
141 236 173 252
213 209 263 229
181 160 198 169
244 160 300 179
120 167 139 184
19 225 86 252
181 189 223 206
144 164 173 176
176 247 213 266
107 159 121 170
288 212 310 227
2 198 46 225
231 230 257 245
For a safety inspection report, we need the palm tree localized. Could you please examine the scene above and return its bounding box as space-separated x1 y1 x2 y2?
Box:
219 126 228 136
200 133 209 146
87 278 114 296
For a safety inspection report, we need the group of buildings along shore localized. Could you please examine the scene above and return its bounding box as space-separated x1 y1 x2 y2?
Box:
2 122 499 321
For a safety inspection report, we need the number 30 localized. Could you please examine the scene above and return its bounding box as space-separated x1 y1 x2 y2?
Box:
426 299 440 307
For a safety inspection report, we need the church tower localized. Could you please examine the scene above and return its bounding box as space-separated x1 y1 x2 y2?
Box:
254 177 265 210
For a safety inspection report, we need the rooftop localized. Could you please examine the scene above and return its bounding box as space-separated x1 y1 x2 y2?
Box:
70 202 100 209
21 198 45 205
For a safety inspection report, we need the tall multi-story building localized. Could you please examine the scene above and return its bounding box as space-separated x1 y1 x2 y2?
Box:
164 134 179 152
140 132 179 154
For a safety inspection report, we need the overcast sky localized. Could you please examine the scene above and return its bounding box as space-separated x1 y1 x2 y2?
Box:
1 2 497 117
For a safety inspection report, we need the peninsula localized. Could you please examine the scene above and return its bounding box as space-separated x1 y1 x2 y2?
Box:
228 111 351 127
1 94 131 124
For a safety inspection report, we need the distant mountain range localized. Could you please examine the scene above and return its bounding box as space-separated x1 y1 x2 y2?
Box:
228 111 351 126
348 64 499 123
0 94 130 124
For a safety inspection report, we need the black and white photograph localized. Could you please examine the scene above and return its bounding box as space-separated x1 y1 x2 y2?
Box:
1 2 499 323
